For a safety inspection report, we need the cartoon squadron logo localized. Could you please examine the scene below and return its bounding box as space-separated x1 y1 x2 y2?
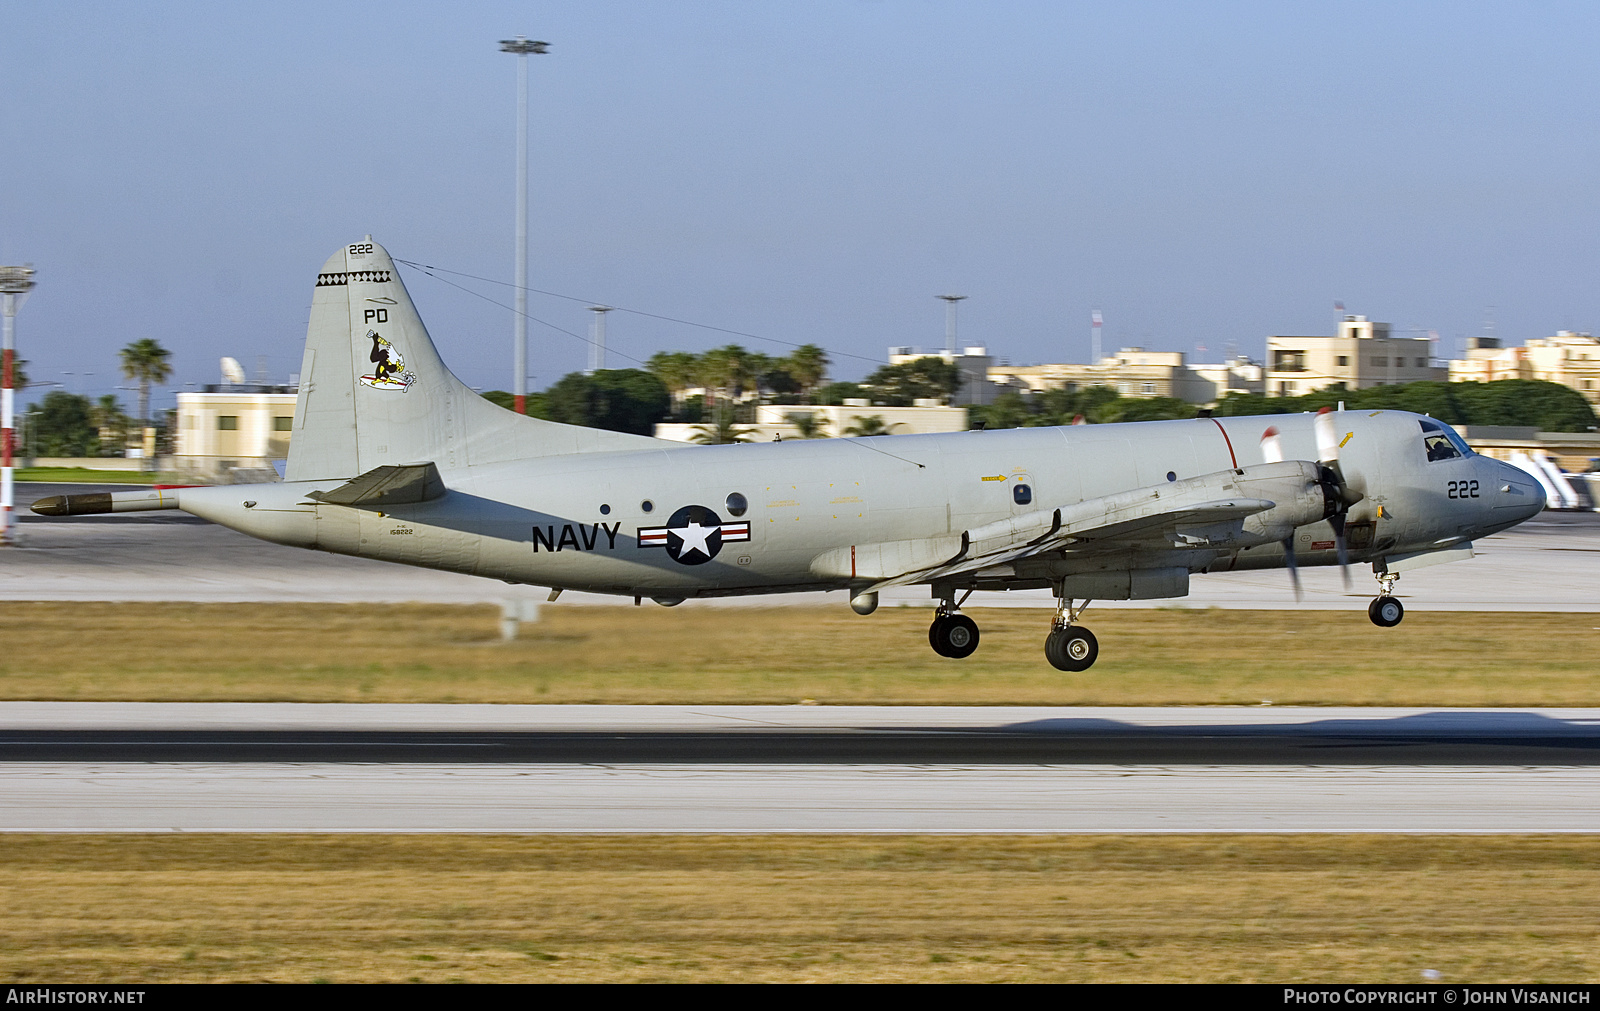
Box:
638 505 751 565
359 329 417 391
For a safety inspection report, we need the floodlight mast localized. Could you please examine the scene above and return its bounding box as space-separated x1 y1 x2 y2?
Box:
587 306 613 375
500 36 549 414
937 295 966 357
0 264 36 546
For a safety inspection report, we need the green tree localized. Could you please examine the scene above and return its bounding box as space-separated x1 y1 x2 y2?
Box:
544 369 670 435
862 356 963 406
967 391 1039 430
31 390 98 457
480 390 550 419
1215 379 1597 432
1093 396 1197 424
1449 380 1597 431
815 381 868 406
90 395 132 456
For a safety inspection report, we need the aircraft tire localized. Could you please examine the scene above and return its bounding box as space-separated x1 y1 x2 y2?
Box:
928 617 948 655
1045 626 1098 672
1369 596 1404 627
932 614 980 659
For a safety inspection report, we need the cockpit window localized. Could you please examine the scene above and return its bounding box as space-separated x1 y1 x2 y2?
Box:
1419 419 1472 462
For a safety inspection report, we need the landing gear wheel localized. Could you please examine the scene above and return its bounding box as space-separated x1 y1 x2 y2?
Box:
1369 596 1404 628
929 614 980 659
1045 626 1099 672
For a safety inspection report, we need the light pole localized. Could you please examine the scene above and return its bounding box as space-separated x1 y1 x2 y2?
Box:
500 36 550 414
587 306 612 375
0 264 35 546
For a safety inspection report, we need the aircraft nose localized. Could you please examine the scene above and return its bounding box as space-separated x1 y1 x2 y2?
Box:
1488 458 1545 524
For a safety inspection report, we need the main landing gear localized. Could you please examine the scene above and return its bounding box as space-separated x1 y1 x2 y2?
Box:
1369 571 1404 628
924 589 1102 670
1045 596 1098 671
928 589 980 658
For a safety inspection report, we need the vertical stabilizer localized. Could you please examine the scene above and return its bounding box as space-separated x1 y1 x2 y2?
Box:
286 239 664 481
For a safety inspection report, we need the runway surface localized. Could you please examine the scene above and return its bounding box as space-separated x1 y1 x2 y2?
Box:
6 483 1600 609
4 704 1599 833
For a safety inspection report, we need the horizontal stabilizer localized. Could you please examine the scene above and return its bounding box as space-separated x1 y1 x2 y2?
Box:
306 462 446 508
29 487 185 516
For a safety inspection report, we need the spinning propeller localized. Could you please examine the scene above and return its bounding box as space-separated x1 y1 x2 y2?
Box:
1263 408 1364 599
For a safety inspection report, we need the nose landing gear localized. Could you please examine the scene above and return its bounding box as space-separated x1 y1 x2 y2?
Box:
1045 596 1098 671
1369 572 1404 627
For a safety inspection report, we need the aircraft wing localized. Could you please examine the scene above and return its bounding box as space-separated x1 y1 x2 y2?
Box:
305 462 446 508
811 461 1327 589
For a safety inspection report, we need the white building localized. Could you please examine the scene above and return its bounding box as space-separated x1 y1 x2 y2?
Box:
654 401 968 443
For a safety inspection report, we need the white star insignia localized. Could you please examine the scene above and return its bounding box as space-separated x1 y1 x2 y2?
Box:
672 520 717 560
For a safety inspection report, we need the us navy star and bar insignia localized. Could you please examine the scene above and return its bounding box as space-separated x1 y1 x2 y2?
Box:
638 505 751 565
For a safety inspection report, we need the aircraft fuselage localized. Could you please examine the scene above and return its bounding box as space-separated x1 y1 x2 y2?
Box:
179 408 1540 601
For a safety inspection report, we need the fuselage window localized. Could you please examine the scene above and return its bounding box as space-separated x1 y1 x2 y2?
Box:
1013 483 1033 505
725 492 748 517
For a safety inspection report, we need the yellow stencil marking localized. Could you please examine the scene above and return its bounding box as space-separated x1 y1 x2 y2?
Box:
981 475 1007 482
1339 433 1354 448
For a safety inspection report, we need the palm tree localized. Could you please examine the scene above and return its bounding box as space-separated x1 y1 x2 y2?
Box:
119 339 172 468
784 411 830 439
843 415 901 437
786 344 830 403
689 416 756 445
646 351 700 411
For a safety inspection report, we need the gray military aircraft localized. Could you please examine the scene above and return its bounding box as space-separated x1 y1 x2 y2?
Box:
34 239 1546 669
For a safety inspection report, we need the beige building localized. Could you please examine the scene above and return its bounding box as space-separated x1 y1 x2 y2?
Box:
173 386 297 481
988 349 1263 406
1525 332 1600 408
1267 316 1445 397
1448 337 1531 385
1447 331 1600 411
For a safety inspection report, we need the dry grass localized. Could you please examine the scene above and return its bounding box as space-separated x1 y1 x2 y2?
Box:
0 602 1596 705
0 834 1596 983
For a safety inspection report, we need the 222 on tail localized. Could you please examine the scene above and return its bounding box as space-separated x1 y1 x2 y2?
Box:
35 240 1545 670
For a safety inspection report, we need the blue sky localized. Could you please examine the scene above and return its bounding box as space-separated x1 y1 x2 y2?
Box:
4 2 1599 407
